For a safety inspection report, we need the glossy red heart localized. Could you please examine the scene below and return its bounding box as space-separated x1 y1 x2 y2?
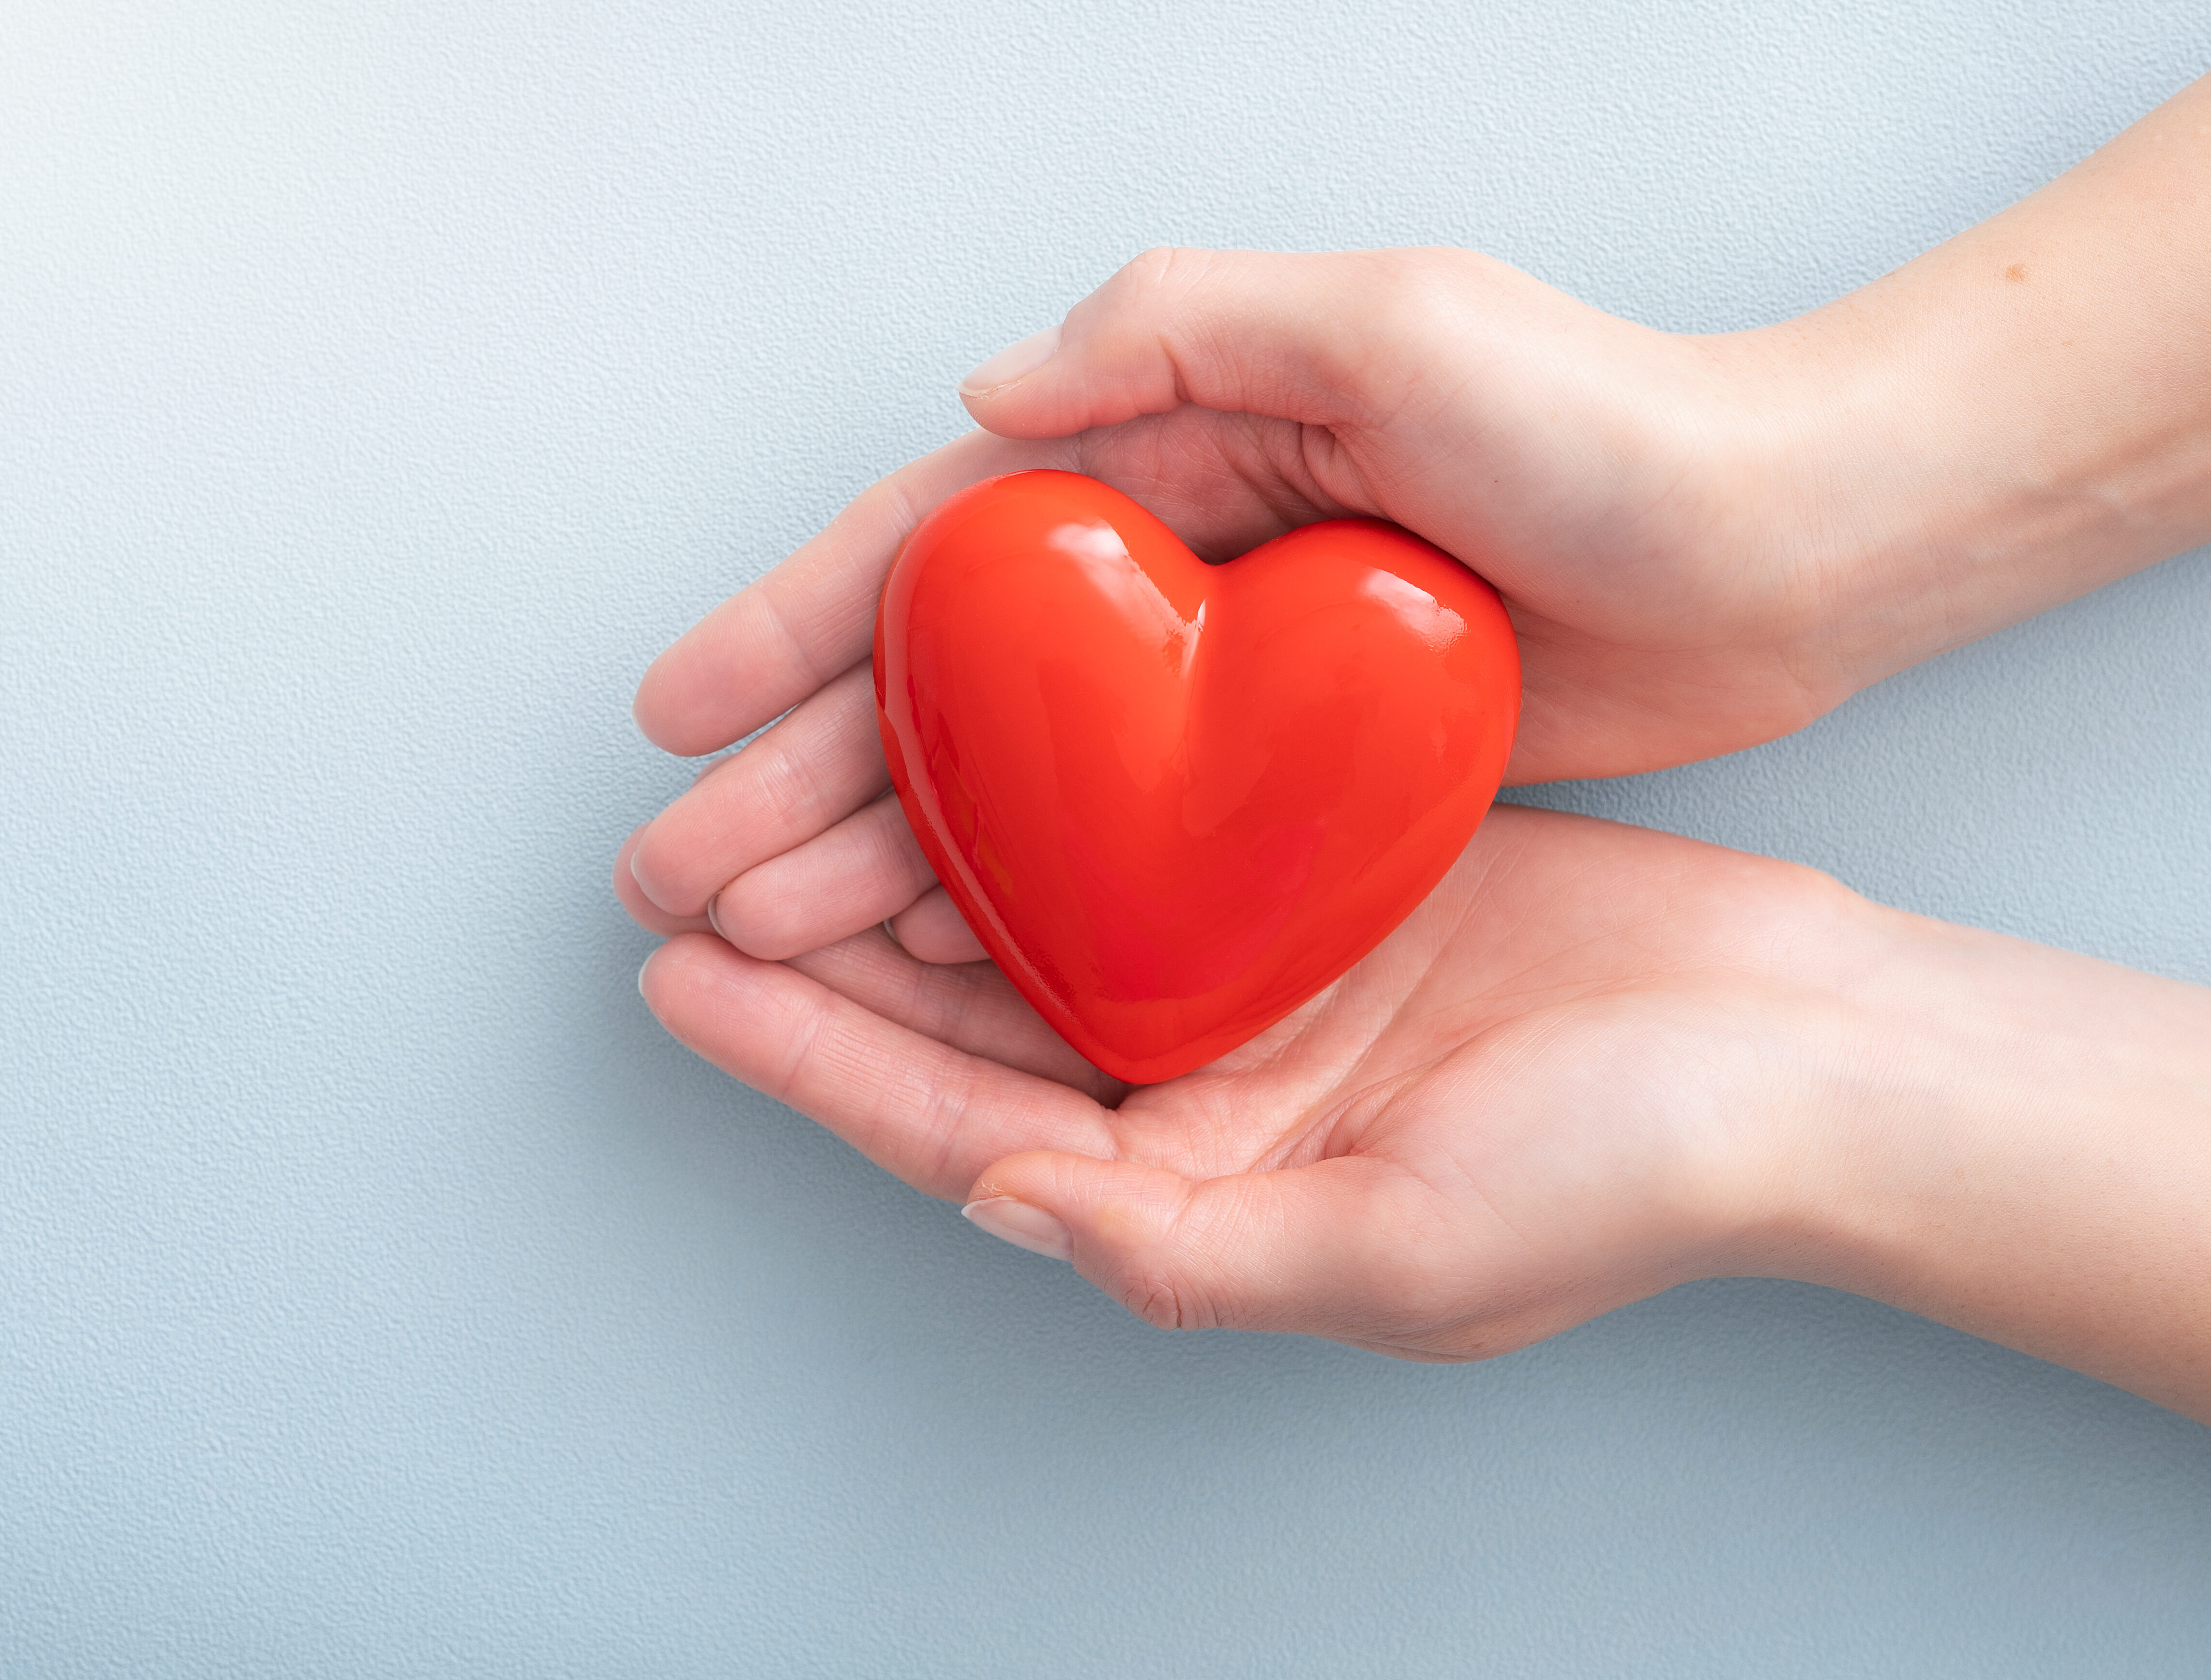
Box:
874 470 1520 1084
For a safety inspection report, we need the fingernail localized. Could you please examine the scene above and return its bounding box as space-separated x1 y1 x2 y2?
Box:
959 324 1060 397
627 844 673 914
962 1196 1073 1261
637 955 654 1000
705 893 726 941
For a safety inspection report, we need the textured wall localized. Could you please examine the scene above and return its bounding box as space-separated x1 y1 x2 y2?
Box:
5 2 2210 1673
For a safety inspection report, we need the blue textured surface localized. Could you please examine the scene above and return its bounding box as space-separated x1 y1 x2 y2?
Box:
5 2 2210 1673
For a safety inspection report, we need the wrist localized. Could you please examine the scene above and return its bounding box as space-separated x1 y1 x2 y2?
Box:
1693 309 2001 703
1740 900 2211 1418
1717 223 2211 709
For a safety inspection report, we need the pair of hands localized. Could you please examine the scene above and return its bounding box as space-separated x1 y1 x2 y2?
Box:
622 70 2211 1384
617 244 1949 1357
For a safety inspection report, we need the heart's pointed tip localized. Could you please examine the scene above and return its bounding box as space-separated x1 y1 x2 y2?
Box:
1083 1047 1207 1089
1053 1015 1259 1088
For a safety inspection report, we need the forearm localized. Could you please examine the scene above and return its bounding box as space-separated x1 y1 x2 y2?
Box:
1740 70 2211 679
1770 909 2211 1423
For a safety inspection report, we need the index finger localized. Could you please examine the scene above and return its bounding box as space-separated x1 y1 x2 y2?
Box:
633 429 1071 756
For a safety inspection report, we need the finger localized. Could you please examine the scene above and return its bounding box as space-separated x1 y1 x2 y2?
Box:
958 247 1477 441
633 429 1073 757
640 933 1117 1200
962 1151 1448 1341
629 660 888 915
612 824 713 938
709 792 934 961
786 928 1123 1102
887 885 988 964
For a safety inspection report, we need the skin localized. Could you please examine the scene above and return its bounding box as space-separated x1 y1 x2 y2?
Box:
621 72 2211 1419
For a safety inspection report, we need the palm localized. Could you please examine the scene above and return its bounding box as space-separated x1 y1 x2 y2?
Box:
640 805 1845 1358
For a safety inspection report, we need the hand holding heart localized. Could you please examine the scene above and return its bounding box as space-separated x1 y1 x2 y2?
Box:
617 244 1904 972
620 75 2211 1424
621 231 2207 971
616 243 1888 1351
637 805 1890 1356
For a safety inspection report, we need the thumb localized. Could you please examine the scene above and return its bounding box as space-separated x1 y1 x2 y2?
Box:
962 1148 1441 1341
957 247 1475 441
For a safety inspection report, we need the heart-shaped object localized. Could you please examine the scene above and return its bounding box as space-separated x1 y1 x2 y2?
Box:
874 470 1519 1084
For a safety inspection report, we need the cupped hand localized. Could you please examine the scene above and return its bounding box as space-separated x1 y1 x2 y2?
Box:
636 806 1870 1358
623 246 1856 947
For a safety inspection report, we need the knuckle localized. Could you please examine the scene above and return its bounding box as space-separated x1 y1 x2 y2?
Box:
1360 250 1462 346
752 736 823 829
1116 1266 1195 1332
917 1056 984 1190
864 802 933 898
1435 1343 1491 1365
1108 244 1205 310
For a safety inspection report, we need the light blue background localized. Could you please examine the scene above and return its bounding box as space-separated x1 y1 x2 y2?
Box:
5 2 2210 1672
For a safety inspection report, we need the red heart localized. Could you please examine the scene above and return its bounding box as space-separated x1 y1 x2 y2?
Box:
874 470 1519 1084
